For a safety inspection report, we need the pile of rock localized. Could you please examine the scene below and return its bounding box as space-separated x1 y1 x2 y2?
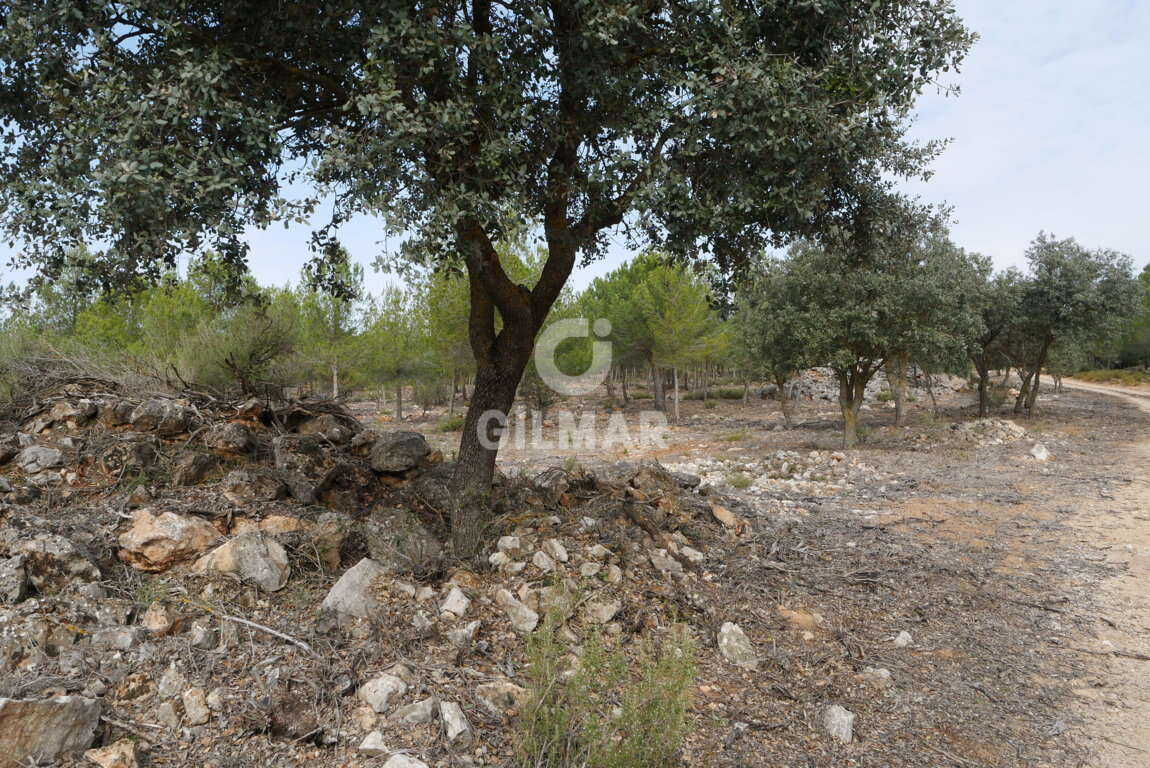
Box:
948 418 1027 446
669 448 888 499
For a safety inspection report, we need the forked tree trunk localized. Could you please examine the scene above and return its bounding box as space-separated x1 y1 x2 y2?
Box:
1013 370 1033 414
837 365 872 449
1024 338 1052 415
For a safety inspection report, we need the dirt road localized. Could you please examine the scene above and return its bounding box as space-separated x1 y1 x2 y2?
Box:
1061 379 1150 766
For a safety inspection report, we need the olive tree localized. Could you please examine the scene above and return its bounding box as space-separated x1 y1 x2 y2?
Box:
0 0 973 555
1011 234 1140 414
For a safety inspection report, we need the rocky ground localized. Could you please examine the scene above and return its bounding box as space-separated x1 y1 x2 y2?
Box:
0 373 1145 767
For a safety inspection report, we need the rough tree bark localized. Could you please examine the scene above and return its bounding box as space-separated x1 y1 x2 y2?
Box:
837 363 874 449
773 372 794 428
885 352 909 426
651 364 667 412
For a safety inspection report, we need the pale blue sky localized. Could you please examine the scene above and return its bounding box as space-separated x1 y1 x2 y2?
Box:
5 0 1148 293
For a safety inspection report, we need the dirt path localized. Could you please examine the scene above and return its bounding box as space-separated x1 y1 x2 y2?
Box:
1061 379 1150 766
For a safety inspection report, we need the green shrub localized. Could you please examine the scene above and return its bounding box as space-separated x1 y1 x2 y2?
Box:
875 391 893 402
720 430 747 442
1076 368 1150 386
703 400 718 409
437 414 465 432
725 471 752 489
517 591 696 768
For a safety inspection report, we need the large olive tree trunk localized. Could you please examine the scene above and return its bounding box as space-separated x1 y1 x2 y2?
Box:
973 356 992 417
448 220 575 559
885 351 909 426
773 371 794 428
837 362 875 449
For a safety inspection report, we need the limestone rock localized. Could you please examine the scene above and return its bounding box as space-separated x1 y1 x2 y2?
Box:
0 696 102 765
584 599 621 625
15 534 100 594
894 630 913 648
360 511 442 573
192 532 290 592
542 538 569 563
446 620 481 649
182 688 210 726
532 550 556 573
310 512 352 573
222 468 288 505
383 756 429 768
1030 442 1050 461
369 431 431 473
358 674 408 714
204 422 256 454
440 700 472 743
171 452 218 486
129 399 192 436
321 558 388 619
475 681 527 717
718 622 759 671
118 509 220 572
15 445 63 474
496 536 523 557
823 704 855 744
0 555 27 603
391 696 437 725
439 587 471 619
494 589 539 634
84 739 140 768
358 731 388 756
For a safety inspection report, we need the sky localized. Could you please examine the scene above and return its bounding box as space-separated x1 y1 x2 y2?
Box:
5 0 1149 294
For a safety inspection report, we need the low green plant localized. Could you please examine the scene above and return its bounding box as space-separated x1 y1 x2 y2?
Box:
631 391 653 400
1076 368 1150 386
437 414 465 432
517 591 696 768
720 430 747 442
875 391 893 402
725 471 752 489
703 400 718 409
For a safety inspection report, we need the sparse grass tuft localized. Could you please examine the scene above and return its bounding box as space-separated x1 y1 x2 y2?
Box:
725 471 752 489
517 590 696 768
720 430 747 442
875 391 893 402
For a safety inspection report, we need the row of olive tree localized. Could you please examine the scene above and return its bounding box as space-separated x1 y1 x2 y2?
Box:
732 201 1141 447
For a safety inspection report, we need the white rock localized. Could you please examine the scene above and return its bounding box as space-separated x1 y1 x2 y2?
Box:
579 562 601 578
680 546 705 564
584 599 621 624
649 549 683 575
532 550 556 573
717 622 759 670
893 630 913 648
494 588 539 634
84 738 139 768
447 620 481 648
823 704 855 744
439 587 471 619
182 688 210 726
358 731 388 756
321 558 388 619
488 551 512 568
382 755 429 768
156 663 186 700
1030 442 1050 461
861 667 893 687
440 700 472 743
496 536 522 556
586 544 613 561
542 539 569 563
192 532 289 592
391 696 437 725
358 674 408 713
604 564 623 583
